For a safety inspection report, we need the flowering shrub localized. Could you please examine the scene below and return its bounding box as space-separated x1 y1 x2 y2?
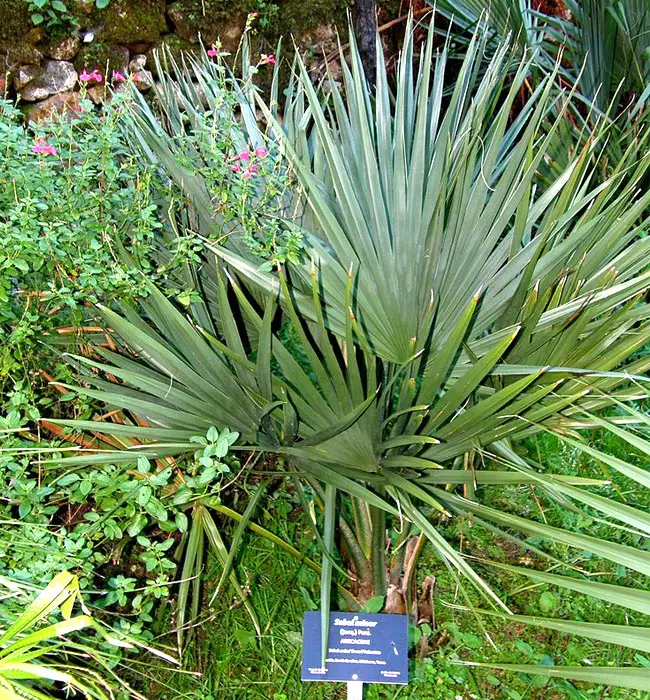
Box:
0 49 309 674
137 42 304 275
0 93 161 388
0 87 174 637
0 48 306 656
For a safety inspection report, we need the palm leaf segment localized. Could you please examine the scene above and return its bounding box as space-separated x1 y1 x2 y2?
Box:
433 0 650 107
51 23 650 689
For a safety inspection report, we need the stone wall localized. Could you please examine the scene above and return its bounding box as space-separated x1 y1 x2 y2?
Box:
0 0 349 120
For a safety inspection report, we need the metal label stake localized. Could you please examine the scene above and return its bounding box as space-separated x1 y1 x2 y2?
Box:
347 680 363 699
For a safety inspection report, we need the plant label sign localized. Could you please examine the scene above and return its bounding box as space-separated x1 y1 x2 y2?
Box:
301 612 408 685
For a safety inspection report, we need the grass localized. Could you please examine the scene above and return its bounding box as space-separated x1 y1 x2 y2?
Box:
143 541 646 699
138 428 650 699
142 536 339 700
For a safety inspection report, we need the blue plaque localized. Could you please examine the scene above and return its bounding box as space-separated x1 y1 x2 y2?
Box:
301 612 408 684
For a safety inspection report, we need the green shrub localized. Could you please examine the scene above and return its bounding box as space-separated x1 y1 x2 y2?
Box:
0 418 242 645
0 93 161 393
0 62 300 652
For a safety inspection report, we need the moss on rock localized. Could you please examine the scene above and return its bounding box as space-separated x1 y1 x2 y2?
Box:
166 0 347 45
275 0 348 37
169 0 245 28
0 40 42 70
100 0 167 44
165 0 250 46
0 0 349 53
75 42 129 75
0 0 31 41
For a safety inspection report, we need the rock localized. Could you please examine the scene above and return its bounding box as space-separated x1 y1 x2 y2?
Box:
20 60 77 102
24 90 81 123
87 84 106 104
300 23 338 54
100 0 167 44
0 40 43 68
75 43 129 76
300 24 341 80
165 1 246 48
13 64 40 91
167 3 199 43
133 69 154 91
217 18 247 54
129 53 147 72
79 26 102 44
43 35 81 61
124 42 152 55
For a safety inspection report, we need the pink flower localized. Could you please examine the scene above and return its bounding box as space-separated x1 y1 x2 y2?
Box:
254 146 268 158
133 73 141 82
32 138 57 157
260 54 276 66
243 170 254 179
237 150 250 162
248 164 259 174
207 45 219 57
230 163 241 173
80 68 103 83
112 70 126 82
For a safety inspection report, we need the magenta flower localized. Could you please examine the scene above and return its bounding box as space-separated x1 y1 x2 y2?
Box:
243 164 259 179
237 150 250 162
207 45 219 57
260 54 276 66
133 73 141 82
32 138 57 157
230 163 241 173
254 146 268 158
112 70 126 82
80 68 103 83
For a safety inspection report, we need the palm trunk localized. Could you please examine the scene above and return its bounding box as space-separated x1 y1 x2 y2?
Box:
352 0 377 86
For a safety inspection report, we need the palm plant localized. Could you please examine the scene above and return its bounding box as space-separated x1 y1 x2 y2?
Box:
429 0 547 58
47 23 650 689
433 0 650 187
433 0 650 103
546 0 650 110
